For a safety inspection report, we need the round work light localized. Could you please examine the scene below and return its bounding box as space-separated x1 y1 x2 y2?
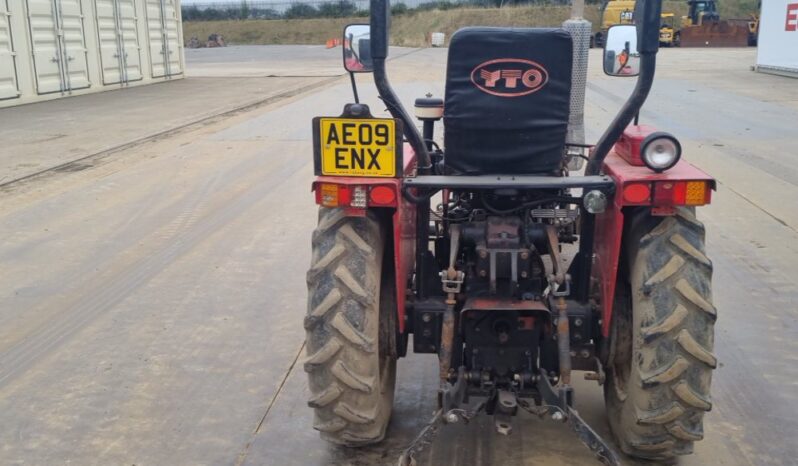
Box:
641 132 682 173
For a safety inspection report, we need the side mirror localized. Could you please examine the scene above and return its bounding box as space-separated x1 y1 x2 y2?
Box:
603 25 640 77
343 24 373 73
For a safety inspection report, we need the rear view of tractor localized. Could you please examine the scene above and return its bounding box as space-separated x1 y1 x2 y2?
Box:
304 1 717 464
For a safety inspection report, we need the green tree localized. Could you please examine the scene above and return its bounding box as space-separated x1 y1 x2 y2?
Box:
391 2 408 15
318 0 357 17
284 3 318 18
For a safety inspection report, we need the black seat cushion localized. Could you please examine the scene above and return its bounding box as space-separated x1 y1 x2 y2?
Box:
444 27 573 175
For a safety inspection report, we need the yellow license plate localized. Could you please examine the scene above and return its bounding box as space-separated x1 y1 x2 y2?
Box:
318 118 397 177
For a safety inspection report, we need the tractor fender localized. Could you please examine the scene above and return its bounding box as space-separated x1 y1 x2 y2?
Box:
594 149 714 337
311 146 418 334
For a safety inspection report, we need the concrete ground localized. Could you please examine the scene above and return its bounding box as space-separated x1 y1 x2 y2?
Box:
0 46 418 186
0 45 797 466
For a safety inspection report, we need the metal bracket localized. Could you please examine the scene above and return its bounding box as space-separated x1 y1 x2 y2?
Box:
584 357 607 385
494 390 518 435
439 366 467 412
440 270 464 294
550 275 571 297
399 367 482 466
536 375 621 466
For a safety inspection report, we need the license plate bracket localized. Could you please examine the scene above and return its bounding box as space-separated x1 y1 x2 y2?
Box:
313 104 404 178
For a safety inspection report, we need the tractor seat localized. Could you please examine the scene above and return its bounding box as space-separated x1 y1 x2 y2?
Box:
444 27 573 175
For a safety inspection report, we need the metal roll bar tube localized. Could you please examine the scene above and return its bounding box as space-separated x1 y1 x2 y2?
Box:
586 0 663 176
370 0 432 174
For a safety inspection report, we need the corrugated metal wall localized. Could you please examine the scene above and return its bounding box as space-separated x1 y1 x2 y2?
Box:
0 0 184 108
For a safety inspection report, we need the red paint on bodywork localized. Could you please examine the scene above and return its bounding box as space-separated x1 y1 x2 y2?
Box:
594 198 625 338
614 125 657 166
311 144 417 333
393 145 417 333
595 150 715 336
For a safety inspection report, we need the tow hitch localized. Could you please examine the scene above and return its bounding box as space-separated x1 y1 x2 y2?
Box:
396 369 621 466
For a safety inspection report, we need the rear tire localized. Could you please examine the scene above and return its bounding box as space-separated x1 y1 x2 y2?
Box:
304 208 397 446
605 207 716 460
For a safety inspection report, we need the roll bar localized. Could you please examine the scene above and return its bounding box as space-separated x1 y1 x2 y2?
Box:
368 0 663 177
370 0 432 174
586 0 662 175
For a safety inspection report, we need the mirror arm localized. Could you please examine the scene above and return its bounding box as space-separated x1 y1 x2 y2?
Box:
349 72 360 104
585 53 655 176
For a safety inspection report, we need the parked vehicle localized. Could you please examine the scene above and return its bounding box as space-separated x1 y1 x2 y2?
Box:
305 1 717 464
679 0 750 47
660 12 680 46
594 0 636 48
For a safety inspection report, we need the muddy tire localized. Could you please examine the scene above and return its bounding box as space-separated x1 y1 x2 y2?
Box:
605 207 716 460
304 207 397 446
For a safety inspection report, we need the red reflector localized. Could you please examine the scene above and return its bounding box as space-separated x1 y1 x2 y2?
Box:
673 182 686 204
338 186 352 205
369 186 396 206
622 183 651 204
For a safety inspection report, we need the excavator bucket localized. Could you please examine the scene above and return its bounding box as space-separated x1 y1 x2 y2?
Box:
680 21 749 47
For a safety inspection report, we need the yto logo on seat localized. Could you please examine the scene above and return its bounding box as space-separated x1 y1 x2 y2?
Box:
470 58 549 97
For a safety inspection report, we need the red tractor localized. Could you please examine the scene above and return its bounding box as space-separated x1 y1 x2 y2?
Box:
305 1 716 464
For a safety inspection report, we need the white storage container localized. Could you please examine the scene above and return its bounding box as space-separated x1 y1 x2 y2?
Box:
755 0 798 78
0 0 185 109
430 32 445 47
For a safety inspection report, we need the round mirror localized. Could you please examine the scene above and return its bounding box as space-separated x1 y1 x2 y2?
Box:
603 25 640 77
343 24 373 73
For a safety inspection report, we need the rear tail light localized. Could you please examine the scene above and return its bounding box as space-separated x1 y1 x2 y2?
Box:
315 183 397 208
653 180 711 206
317 183 350 207
351 186 368 208
684 180 710 205
622 182 652 205
369 185 396 205
619 180 711 207
653 181 680 205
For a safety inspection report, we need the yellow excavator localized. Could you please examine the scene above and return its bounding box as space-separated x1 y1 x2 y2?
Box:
732 12 759 46
659 12 679 47
682 0 720 27
599 1 757 48
679 0 750 47
592 0 636 48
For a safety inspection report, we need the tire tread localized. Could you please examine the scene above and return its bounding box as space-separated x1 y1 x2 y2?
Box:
606 207 716 460
304 208 395 446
